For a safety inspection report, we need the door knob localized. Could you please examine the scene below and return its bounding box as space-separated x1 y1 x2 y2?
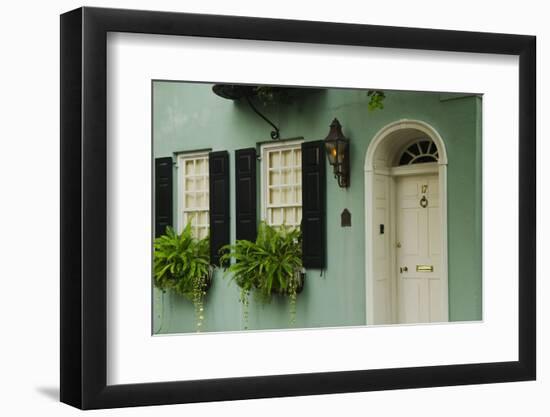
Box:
400 266 408 273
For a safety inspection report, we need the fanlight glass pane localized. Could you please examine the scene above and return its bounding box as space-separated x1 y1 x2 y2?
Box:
398 139 439 166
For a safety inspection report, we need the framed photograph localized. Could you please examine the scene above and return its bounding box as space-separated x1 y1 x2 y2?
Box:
60 6 536 409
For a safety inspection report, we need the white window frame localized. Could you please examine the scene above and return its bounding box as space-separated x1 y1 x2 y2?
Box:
260 139 304 228
176 151 210 239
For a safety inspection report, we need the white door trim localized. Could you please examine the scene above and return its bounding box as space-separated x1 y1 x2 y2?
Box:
390 162 439 177
364 120 449 324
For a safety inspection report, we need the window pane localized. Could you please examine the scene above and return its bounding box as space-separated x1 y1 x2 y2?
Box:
196 193 204 208
196 158 205 174
282 150 292 167
282 168 292 185
285 207 295 225
269 151 280 167
270 188 281 205
180 154 210 238
185 160 195 175
269 170 280 186
413 155 438 164
420 140 430 153
263 143 303 227
185 193 195 208
198 227 208 240
195 177 204 191
399 152 413 165
295 169 301 185
271 208 282 225
294 149 301 166
398 139 438 166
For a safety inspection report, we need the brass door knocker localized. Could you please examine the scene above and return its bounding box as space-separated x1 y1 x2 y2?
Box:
420 195 428 208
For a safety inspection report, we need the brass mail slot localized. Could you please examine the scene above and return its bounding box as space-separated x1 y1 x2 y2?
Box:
416 265 434 272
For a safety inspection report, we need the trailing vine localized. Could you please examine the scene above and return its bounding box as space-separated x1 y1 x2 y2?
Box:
288 272 298 326
220 222 303 328
240 288 250 330
153 223 213 332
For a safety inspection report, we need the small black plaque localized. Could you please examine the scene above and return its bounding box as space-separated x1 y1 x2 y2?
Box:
341 208 351 227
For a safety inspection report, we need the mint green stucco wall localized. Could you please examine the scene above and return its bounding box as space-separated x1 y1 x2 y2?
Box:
152 81 482 334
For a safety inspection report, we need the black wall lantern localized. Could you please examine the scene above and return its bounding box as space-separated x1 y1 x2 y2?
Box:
324 118 350 188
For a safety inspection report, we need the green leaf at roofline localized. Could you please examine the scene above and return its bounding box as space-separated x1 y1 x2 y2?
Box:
367 90 386 111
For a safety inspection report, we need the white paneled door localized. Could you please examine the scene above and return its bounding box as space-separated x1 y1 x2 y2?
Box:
396 174 443 323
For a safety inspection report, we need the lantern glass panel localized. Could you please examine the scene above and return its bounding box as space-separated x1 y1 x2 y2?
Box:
325 140 337 165
337 140 347 164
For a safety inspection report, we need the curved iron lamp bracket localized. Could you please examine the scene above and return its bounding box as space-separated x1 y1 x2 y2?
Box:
244 95 280 140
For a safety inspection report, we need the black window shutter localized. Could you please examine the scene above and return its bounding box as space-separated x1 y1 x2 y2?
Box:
154 157 173 238
209 151 230 266
301 141 326 268
235 148 257 242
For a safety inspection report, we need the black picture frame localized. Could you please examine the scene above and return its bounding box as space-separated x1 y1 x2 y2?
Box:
60 6 536 410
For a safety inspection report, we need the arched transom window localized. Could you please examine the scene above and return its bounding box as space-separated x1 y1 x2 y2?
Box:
398 138 439 165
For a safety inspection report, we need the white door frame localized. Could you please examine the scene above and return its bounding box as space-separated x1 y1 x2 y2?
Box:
364 120 449 324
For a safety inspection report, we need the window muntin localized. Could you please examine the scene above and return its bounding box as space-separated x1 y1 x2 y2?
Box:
261 141 303 228
178 153 209 239
398 139 439 165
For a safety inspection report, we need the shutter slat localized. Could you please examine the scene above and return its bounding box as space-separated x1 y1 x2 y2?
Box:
154 157 173 237
235 148 257 241
301 141 326 268
209 151 230 266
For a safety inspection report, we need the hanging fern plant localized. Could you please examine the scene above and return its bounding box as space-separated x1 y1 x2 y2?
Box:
153 223 213 332
220 222 304 329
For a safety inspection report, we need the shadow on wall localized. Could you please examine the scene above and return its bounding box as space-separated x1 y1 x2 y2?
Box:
230 87 329 140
